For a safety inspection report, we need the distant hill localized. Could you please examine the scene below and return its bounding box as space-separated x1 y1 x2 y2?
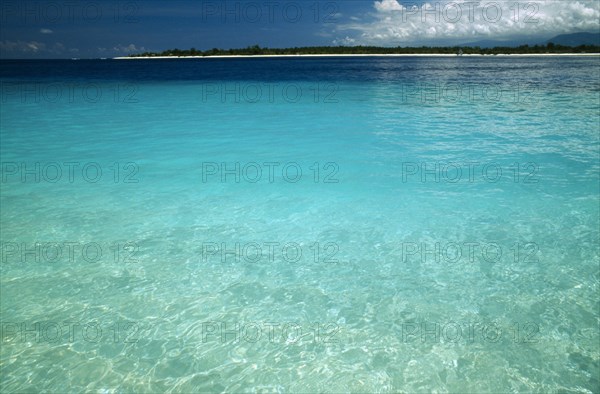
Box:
461 32 600 48
546 32 600 46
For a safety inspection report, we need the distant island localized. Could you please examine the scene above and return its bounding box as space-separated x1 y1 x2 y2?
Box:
119 43 600 59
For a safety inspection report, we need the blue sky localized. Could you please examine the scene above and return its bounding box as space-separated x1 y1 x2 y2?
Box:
1 0 599 58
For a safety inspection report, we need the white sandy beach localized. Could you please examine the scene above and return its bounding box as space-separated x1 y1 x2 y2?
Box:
114 53 600 60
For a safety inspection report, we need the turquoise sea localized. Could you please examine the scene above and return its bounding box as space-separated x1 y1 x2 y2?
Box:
1 57 599 392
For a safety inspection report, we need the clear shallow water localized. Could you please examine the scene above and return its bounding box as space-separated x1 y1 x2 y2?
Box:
1 57 599 393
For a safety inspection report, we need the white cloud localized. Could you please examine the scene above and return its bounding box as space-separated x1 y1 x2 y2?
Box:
112 43 145 53
375 0 404 12
0 40 46 53
333 36 357 46
0 40 71 55
40 28 53 34
27 42 42 51
334 0 600 45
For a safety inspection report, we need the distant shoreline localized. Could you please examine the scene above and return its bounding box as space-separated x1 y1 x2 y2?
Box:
114 53 600 60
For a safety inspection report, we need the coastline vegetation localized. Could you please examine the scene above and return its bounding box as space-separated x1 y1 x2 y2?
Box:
130 43 600 57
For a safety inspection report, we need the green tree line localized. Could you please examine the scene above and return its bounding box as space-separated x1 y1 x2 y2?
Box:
131 43 600 57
